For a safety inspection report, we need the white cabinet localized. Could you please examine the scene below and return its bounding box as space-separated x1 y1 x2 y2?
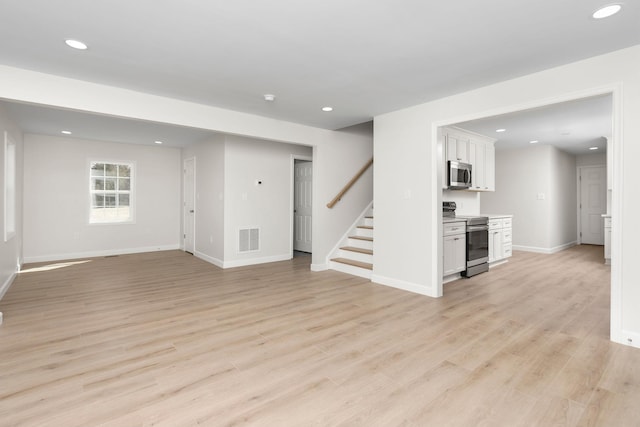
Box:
443 127 496 192
604 216 611 264
446 133 470 163
443 221 466 276
487 216 513 264
469 139 496 191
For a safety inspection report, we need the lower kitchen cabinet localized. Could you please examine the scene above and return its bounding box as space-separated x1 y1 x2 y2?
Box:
443 221 466 277
487 215 513 265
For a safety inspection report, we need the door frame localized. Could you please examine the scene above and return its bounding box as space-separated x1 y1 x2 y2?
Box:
290 154 313 257
576 164 606 245
183 157 196 254
433 83 623 345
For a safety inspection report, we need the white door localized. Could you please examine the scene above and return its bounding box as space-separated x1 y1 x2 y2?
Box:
183 158 195 254
294 160 312 253
580 165 606 245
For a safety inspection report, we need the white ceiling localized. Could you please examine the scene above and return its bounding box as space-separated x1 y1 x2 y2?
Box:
0 0 638 131
455 94 612 155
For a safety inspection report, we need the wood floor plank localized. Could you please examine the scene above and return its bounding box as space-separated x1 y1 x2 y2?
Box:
0 246 638 426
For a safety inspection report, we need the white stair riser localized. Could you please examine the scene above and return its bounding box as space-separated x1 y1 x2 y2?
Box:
329 261 372 279
348 238 373 250
363 217 374 227
356 227 373 238
338 250 373 264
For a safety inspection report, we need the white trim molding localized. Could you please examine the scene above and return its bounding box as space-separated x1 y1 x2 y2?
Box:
23 245 181 264
512 241 578 255
371 274 437 298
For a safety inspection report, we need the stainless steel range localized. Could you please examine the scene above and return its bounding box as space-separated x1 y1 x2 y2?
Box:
443 202 489 277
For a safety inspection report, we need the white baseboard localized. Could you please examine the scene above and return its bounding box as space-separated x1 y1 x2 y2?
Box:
611 328 640 350
0 270 18 301
23 244 181 264
371 274 438 298
194 251 224 268
512 241 577 255
311 263 328 272
223 253 291 269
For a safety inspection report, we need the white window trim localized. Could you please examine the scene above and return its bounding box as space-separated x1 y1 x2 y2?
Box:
88 159 136 225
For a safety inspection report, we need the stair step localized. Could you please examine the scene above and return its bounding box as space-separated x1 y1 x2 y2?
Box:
340 246 373 255
331 258 373 270
365 216 373 219
357 225 373 230
350 235 373 242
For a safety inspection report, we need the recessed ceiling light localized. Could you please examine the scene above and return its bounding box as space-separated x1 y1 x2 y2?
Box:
496 128 506 133
263 94 275 102
592 4 622 19
154 140 163 145
322 107 333 112
61 130 72 135
65 39 88 50
529 140 539 144
589 147 599 150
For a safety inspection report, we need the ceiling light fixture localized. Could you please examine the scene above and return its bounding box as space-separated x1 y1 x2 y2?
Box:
589 147 599 150
322 107 333 112
496 128 506 133
61 130 72 135
592 4 622 19
263 94 275 102
65 39 88 50
529 140 539 144
154 140 163 145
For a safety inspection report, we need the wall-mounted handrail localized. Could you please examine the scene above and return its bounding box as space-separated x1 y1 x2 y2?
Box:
326 157 373 209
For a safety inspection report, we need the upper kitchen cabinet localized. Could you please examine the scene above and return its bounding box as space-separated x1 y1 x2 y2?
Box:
443 126 496 192
445 131 470 163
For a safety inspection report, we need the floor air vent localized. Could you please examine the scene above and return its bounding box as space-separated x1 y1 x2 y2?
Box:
239 227 260 252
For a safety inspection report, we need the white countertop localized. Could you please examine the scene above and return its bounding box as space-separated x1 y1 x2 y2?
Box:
481 214 513 219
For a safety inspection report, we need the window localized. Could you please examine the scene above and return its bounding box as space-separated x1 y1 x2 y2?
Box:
4 131 16 241
89 161 133 224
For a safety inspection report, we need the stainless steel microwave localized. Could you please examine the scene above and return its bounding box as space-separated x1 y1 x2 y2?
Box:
448 161 472 189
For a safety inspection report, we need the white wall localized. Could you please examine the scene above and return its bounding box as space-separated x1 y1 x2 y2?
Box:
481 146 552 250
576 152 606 166
182 135 225 265
481 145 577 252
442 190 480 215
549 147 578 250
374 45 640 348
223 135 312 267
23 135 182 262
0 104 23 299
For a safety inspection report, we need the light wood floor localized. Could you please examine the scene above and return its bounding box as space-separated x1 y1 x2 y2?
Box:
1 246 639 426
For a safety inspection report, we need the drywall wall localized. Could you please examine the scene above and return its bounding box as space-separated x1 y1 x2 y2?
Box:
182 135 225 265
576 152 606 166
374 44 639 347
549 147 578 251
23 134 182 262
0 104 23 300
481 145 577 252
223 135 312 267
481 145 553 250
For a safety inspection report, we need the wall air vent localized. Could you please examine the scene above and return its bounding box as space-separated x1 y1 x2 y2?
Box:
238 227 260 253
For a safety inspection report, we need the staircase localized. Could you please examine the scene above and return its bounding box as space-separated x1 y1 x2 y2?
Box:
329 207 374 279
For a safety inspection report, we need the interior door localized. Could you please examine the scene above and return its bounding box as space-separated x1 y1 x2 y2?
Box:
183 158 195 254
580 165 606 245
294 160 312 253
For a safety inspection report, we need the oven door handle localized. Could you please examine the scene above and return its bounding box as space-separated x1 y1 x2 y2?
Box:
467 225 488 232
